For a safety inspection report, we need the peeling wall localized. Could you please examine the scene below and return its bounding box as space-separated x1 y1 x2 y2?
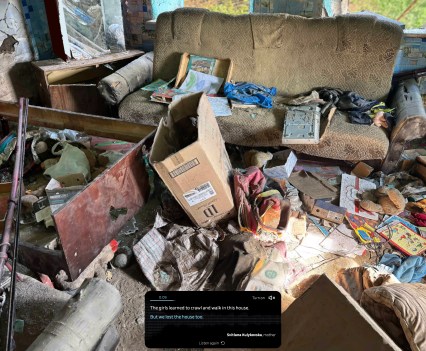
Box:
0 0 36 102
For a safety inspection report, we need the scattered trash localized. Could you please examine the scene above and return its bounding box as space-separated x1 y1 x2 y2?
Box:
113 246 133 268
340 174 378 220
233 166 290 243
133 214 219 291
118 217 138 236
263 150 297 180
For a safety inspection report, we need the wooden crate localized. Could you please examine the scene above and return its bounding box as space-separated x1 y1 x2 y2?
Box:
32 50 144 116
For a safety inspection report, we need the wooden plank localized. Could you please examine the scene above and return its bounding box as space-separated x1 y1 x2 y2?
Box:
31 50 144 72
0 101 156 142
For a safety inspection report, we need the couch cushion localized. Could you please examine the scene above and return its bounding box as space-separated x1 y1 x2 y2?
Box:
154 9 403 101
119 91 389 160
361 284 426 351
119 90 167 125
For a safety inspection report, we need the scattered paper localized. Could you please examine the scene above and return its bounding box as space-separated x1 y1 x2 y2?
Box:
207 97 232 117
340 174 378 220
320 224 365 257
141 79 168 92
179 69 224 94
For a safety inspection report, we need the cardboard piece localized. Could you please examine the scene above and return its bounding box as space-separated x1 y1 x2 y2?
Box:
149 93 235 227
286 211 307 238
46 186 85 214
311 200 346 224
279 275 402 351
351 162 374 178
288 171 337 200
263 150 297 180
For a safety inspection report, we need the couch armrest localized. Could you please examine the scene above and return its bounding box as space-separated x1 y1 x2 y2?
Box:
97 51 154 105
381 78 426 173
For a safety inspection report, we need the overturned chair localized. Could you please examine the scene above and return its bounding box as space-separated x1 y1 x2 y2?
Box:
98 8 426 172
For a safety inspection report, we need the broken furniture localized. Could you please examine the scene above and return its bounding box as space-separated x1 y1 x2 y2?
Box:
98 9 425 172
0 101 153 281
382 78 426 173
32 50 143 115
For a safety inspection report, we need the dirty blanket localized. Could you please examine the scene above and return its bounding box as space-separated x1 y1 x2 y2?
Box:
133 214 219 290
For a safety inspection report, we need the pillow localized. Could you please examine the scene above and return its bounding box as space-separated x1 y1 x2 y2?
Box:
361 284 426 351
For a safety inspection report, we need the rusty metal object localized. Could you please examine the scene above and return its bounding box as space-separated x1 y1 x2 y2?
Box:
53 139 149 280
18 139 149 281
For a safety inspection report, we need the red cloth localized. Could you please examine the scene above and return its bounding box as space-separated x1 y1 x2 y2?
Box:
233 167 282 237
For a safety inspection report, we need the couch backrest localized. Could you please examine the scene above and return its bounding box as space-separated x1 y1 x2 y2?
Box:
154 8 403 100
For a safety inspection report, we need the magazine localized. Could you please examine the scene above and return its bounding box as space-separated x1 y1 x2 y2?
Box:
188 55 216 75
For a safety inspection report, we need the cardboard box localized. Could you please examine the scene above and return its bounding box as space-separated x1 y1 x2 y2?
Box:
175 53 233 91
263 150 297 180
150 92 235 227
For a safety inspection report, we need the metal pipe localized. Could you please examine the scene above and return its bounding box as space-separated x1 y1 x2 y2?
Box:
6 97 28 350
0 98 27 284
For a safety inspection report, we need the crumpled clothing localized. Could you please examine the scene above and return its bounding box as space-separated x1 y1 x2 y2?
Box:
336 266 400 302
379 253 426 283
318 88 395 131
412 212 426 227
133 214 219 291
204 232 266 291
233 166 290 243
279 90 325 106
224 82 277 108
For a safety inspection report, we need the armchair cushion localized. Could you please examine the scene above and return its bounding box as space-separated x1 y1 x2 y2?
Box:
119 92 389 160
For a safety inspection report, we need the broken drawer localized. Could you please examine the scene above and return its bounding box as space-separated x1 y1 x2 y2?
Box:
18 138 150 281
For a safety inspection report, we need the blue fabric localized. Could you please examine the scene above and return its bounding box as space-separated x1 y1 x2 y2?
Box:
379 253 426 283
224 82 277 109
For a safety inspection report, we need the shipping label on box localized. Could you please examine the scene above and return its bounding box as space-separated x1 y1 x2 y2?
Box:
149 92 235 227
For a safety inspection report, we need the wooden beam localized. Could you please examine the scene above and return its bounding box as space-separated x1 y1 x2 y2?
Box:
0 101 156 143
397 0 418 21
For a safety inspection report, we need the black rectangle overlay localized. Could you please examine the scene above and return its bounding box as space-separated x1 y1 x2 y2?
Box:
145 291 281 348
